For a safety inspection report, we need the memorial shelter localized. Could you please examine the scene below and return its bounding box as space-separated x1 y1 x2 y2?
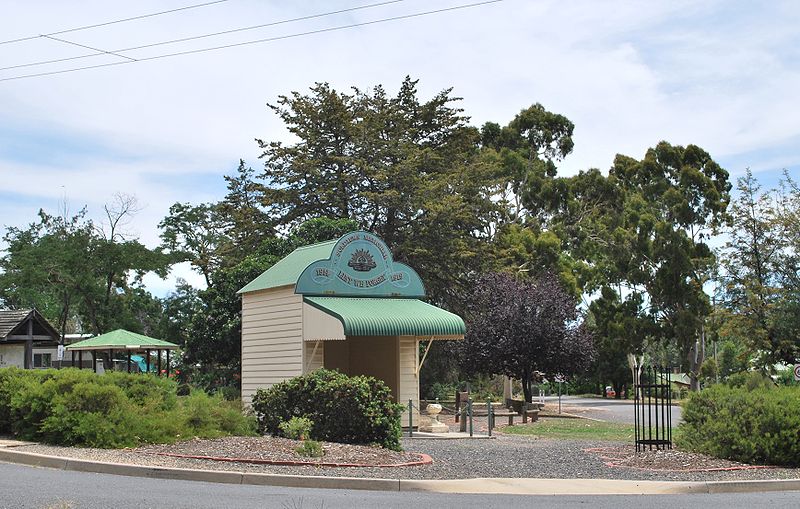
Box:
238 231 466 423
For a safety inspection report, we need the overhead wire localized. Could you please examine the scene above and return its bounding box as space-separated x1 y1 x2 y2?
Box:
0 0 408 72
0 0 504 83
0 0 231 46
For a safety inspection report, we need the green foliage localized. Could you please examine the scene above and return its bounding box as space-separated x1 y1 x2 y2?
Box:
279 416 313 440
677 384 800 466
0 198 171 337
251 369 403 451
724 371 775 391
0 368 255 448
296 439 324 458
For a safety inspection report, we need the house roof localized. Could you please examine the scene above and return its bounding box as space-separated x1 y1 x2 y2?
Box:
0 309 60 341
66 329 179 351
304 297 465 339
237 240 337 294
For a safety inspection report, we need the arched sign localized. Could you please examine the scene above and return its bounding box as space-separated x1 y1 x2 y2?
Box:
295 231 425 297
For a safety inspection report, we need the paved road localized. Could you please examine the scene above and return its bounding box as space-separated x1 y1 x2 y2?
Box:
544 396 682 425
2 462 799 509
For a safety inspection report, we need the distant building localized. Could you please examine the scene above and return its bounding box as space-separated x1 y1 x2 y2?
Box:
0 309 61 369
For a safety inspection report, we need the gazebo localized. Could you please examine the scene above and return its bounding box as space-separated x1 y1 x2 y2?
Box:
66 329 179 375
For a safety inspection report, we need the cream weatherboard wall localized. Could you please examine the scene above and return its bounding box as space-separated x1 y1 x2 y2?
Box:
399 337 420 425
240 286 304 406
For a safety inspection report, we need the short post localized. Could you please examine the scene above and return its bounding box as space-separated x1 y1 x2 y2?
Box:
459 405 467 432
468 398 473 437
408 399 413 438
558 380 562 414
487 400 493 437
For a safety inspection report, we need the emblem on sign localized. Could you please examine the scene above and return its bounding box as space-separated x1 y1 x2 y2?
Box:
347 249 377 272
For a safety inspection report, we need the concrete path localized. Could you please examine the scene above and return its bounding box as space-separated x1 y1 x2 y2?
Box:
544 396 682 425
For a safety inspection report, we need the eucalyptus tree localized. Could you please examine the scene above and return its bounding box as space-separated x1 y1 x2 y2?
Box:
524 142 731 390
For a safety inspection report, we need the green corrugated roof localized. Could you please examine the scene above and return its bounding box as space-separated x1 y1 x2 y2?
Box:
238 240 337 294
66 329 179 351
304 297 465 338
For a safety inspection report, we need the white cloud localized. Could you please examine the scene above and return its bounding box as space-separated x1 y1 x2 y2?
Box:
1 0 798 296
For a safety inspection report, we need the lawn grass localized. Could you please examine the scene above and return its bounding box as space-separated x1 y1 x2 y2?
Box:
503 418 636 441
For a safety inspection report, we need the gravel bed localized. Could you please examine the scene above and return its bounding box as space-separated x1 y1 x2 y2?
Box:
16 435 800 482
137 436 421 466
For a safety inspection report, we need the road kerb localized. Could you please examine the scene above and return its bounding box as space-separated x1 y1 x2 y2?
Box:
1 447 799 495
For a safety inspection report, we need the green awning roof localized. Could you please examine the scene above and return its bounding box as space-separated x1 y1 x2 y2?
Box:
66 329 179 351
304 297 465 339
238 240 336 294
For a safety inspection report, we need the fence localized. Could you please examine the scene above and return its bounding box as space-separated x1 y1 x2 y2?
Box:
634 365 673 451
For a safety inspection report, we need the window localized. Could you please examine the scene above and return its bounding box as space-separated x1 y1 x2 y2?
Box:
33 353 52 368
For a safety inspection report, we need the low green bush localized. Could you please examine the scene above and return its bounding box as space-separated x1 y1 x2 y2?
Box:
676 384 800 467
279 416 313 440
296 439 323 458
0 367 256 448
252 369 404 451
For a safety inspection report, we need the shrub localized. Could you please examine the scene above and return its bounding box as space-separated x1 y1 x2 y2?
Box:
279 416 313 440
296 439 323 458
725 370 776 391
252 369 404 450
0 367 256 448
676 384 800 467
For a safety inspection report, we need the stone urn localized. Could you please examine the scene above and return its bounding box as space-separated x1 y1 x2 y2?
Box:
419 402 449 433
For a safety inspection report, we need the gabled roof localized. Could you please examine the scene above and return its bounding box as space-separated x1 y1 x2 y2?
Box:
238 240 337 294
0 309 60 341
66 329 179 351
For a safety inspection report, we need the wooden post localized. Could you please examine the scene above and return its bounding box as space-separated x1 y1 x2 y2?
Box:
166 350 170 376
108 349 113 371
24 319 34 369
145 349 150 374
71 350 76 369
78 351 83 370
157 349 162 376
127 351 131 373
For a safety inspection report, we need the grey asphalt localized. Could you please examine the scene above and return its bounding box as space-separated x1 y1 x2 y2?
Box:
2 462 799 508
546 395 683 425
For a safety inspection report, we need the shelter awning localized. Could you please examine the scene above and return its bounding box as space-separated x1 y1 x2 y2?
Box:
303 297 465 340
65 329 179 351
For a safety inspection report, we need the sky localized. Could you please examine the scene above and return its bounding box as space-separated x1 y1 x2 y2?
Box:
0 0 798 297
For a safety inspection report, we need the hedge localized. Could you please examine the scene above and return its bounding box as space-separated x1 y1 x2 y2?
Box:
676 383 800 467
251 369 404 451
0 367 255 448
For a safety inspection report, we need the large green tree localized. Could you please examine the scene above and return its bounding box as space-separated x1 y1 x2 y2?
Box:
524 142 731 390
0 200 169 337
255 77 505 311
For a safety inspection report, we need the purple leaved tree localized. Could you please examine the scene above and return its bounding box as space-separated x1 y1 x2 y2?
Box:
462 272 595 403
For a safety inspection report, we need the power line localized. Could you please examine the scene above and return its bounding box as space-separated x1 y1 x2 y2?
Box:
0 0 504 83
0 0 407 72
0 0 231 46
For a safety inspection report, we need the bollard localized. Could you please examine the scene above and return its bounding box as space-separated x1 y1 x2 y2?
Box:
468 398 473 437
409 399 413 438
523 401 528 423
459 405 467 432
487 400 493 437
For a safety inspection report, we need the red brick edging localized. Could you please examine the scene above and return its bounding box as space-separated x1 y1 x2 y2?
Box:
145 451 433 468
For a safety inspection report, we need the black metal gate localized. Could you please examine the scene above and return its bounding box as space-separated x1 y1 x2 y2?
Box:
634 365 673 451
